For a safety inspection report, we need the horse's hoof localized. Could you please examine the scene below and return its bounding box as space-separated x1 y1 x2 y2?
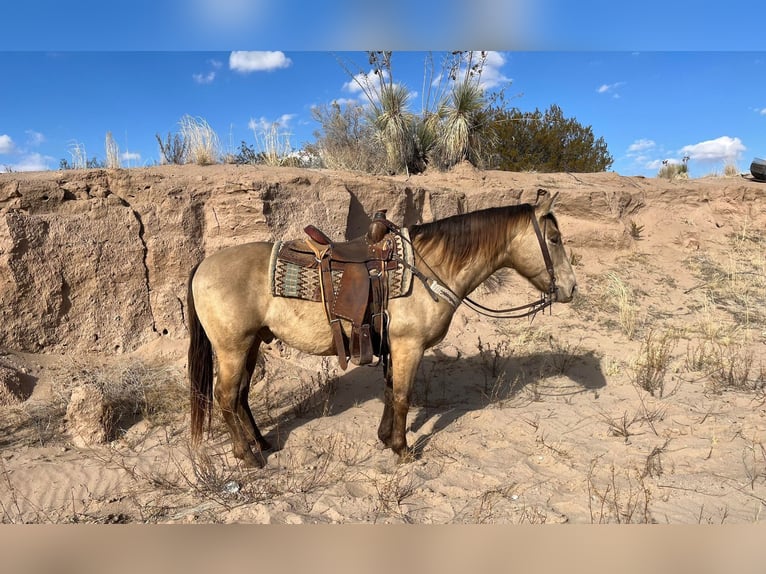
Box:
239 449 267 468
393 447 415 464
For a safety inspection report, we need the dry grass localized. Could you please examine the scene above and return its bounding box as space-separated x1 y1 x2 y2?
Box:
604 272 641 338
631 329 678 398
587 459 653 524
179 115 220 165
68 358 187 436
67 141 88 169
252 120 293 166
105 131 121 169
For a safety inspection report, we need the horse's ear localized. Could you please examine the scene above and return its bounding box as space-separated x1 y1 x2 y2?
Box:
536 191 559 216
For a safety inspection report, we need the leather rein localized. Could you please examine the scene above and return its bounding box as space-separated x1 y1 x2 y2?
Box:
385 205 558 320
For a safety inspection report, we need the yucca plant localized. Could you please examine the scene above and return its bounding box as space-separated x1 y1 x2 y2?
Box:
426 51 496 170
434 81 487 168
368 82 415 173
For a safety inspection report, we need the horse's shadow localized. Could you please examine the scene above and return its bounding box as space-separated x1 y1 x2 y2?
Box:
259 348 606 460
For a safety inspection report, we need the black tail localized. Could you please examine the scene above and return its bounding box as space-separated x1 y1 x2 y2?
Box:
187 263 214 445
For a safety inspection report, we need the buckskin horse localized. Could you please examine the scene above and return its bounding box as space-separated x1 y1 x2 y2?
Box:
187 192 577 467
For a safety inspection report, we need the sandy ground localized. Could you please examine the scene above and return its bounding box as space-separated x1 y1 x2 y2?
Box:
1 169 765 524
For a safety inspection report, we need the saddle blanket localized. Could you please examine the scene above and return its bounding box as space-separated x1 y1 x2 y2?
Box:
269 228 414 301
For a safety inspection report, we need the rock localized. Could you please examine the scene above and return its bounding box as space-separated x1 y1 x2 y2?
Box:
1 164 762 356
66 384 109 447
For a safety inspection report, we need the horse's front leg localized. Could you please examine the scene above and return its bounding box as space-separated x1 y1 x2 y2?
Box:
377 368 394 447
386 342 425 462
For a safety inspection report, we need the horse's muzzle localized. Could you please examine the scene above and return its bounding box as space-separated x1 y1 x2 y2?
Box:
556 282 577 303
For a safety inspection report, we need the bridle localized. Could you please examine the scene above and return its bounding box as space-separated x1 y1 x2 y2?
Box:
387 203 559 320
462 206 557 319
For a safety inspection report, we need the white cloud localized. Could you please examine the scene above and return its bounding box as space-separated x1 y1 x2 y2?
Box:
342 69 388 95
248 114 295 132
464 51 511 90
229 51 291 73
430 52 511 91
680 136 746 162
0 134 16 154
25 130 45 146
193 71 216 84
597 82 626 97
627 139 656 153
760 108 766 115
121 151 141 162
5 152 53 172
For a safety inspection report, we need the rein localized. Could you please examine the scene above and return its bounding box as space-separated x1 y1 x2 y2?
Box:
384 206 558 320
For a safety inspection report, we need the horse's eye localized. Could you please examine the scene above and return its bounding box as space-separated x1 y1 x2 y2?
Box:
549 235 560 245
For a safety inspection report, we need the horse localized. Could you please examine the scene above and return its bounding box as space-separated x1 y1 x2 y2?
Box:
187 192 577 467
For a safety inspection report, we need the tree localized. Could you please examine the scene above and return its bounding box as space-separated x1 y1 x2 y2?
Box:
488 104 613 172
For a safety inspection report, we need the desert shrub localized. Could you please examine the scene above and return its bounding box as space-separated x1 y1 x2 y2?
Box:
156 132 188 165
322 51 498 174
658 158 688 179
488 104 613 172
309 101 387 172
59 141 104 170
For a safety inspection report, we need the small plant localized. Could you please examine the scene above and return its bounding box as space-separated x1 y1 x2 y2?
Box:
370 466 417 523
291 358 339 418
631 329 678 397
628 220 645 240
546 335 581 376
587 459 653 524
156 132 188 165
601 410 641 441
643 440 670 479
707 342 758 393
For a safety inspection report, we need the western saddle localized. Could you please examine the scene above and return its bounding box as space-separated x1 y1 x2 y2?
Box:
299 210 399 370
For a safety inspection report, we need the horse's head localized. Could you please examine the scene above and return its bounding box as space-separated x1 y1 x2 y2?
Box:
511 192 577 303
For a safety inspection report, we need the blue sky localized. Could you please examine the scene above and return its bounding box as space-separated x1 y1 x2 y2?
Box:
1 1 764 177
2 51 765 177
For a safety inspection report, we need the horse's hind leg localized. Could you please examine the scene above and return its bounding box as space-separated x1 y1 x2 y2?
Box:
238 338 272 452
215 348 265 468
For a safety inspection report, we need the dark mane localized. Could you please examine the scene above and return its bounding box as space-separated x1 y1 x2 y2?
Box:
408 204 534 274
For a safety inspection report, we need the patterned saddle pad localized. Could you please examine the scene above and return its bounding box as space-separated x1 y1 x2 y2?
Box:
269 228 413 301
